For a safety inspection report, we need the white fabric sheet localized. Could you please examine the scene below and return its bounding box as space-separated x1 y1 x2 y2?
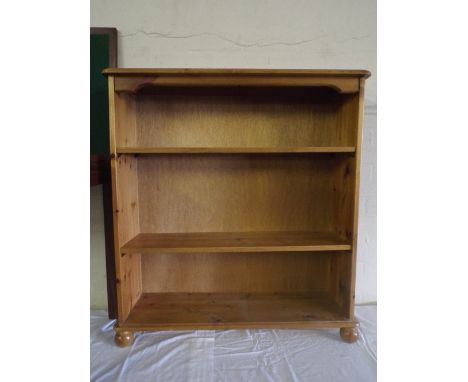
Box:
91 305 376 382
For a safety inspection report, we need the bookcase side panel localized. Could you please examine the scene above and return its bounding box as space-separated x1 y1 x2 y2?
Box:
338 93 360 146
109 75 142 322
114 155 142 321
329 91 362 317
347 79 367 319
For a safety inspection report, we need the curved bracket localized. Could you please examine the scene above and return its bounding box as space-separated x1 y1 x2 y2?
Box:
113 75 360 94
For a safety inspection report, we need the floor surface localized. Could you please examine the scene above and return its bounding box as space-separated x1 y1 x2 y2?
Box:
91 304 376 382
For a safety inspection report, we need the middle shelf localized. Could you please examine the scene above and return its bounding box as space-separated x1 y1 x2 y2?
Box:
120 231 351 254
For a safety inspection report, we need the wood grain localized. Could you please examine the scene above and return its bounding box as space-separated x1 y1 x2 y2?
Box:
103 69 369 94
113 76 360 93
115 92 137 147
130 88 354 149
116 147 356 154
347 78 367 319
136 154 346 234
141 251 334 294
103 68 371 77
119 292 355 330
114 155 140 245
110 151 142 320
105 68 370 334
328 94 360 316
117 253 142 320
121 231 351 254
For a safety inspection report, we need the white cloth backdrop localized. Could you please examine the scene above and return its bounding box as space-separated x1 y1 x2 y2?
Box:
91 305 376 381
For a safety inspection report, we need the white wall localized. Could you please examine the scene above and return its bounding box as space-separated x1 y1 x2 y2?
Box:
90 0 377 307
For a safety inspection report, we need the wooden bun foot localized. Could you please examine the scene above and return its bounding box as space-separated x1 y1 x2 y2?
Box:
114 330 134 347
340 325 359 343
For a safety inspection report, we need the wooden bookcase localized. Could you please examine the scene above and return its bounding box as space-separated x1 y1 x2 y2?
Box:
103 69 370 347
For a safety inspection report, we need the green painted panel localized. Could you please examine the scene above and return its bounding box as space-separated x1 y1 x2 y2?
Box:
90 35 110 155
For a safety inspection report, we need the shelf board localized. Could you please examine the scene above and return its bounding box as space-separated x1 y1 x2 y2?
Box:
121 231 351 254
120 292 354 330
116 146 356 154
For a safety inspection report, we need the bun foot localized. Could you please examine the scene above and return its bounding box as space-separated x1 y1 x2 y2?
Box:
114 330 134 347
340 325 359 343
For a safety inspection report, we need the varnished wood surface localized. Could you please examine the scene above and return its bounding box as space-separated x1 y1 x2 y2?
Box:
102 68 370 78
347 78 367 319
120 292 355 330
103 68 370 77
121 231 351 254
116 88 356 149
114 77 359 93
114 330 134 347
106 68 370 333
117 147 356 154
115 92 137 148
110 125 142 321
103 69 370 94
136 155 348 234
115 155 142 320
340 325 359 343
113 87 357 149
141 252 333 294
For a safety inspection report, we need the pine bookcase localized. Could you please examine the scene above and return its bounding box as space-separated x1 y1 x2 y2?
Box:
103 68 370 347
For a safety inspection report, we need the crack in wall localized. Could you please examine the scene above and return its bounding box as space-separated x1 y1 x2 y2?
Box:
121 30 371 48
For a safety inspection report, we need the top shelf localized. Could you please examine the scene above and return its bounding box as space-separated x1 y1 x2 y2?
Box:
104 68 370 94
116 147 356 154
103 68 371 78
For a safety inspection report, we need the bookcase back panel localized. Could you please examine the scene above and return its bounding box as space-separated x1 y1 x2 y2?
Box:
115 87 357 148
330 252 353 316
141 252 332 293
136 154 349 233
115 93 137 147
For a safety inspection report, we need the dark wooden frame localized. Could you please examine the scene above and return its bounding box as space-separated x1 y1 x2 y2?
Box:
91 27 118 318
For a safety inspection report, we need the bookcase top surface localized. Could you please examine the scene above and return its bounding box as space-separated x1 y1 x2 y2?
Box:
103 68 370 78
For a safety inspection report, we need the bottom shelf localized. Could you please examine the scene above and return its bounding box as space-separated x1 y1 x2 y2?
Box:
120 292 353 330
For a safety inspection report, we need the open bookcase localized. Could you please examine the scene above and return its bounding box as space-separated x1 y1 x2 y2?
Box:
103 69 370 346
